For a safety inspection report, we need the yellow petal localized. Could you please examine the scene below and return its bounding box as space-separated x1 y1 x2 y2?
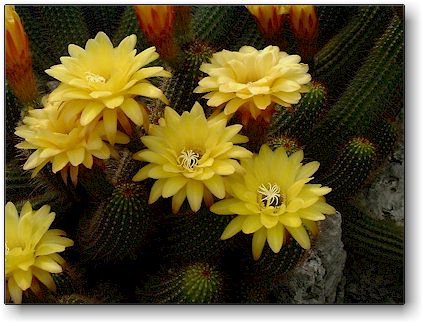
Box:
13 269 33 291
132 164 155 181
8 277 23 304
298 208 326 221
279 213 302 227
52 153 69 173
253 95 271 110
221 215 246 240
296 161 320 181
203 175 226 199
224 98 246 114
286 198 305 213
80 101 104 125
66 147 85 166
207 92 235 106
267 223 284 253
252 227 267 260
172 188 187 214
128 83 164 99
186 180 204 212
162 176 188 198
210 198 240 215
286 225 310 249
260 213 279 228
302 219 319 236
120 98 144 126
148 179 166 204
212 160 236 175
34 255 63 273
241 214 263 234
32 267 56 292
5 202 19 247
103 109 117 145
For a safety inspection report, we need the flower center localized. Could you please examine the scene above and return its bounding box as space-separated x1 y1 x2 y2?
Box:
257 183 284 208
177 149 201 171
85 71 106 84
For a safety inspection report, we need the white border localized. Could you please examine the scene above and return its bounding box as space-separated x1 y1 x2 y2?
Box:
1 1 422 323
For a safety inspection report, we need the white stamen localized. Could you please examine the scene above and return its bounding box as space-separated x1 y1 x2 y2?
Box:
258 183 281 207
177 149 200 171
85 72 106 84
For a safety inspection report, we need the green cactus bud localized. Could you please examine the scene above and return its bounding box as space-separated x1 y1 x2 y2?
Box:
79 182 152 262
269 82 327 143
315 7 393 94
322 137 377 202
139 262 225 304
267 135 302 156
157 207 232 264
341 205 403 265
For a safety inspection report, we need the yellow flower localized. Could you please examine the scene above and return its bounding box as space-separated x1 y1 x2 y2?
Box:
45 32 171 145
246 5 289 37
210 145 335 260
194 46 311 124
15 98 129 185
5 201 74 304
288 5 318 40
132 102 252 213
5 5 38 103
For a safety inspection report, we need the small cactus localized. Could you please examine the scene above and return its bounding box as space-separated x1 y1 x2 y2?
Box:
139 262 225 304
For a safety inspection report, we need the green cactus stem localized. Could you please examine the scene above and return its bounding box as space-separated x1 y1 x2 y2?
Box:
139 262 225 304
79 182 152 263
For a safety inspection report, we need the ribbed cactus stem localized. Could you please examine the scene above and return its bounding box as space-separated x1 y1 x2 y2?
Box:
112 6 148 49
341 205 403 264
309 14 403 165
269 81 327 143
321 137 377 202
79 182 152 262
158 207 231 264
81 6 125 38
161 40 213 113
315 6 393 93
40 7 90 61
140 262 225 303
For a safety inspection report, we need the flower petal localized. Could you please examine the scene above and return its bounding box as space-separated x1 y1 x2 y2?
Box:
267 223 284 253
186 180 204 212
221 215 246 240
252 227 267 260
286 225 310 249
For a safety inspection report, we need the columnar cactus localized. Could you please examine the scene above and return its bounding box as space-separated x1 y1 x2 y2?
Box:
5 5 404 304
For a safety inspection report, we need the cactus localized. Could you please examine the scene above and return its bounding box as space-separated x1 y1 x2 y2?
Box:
308 13 403 166
269 81 327 144
157 207 233 264
315 6 393 94
340 204 403 265
139 262 225 303
320 136 377 203
79 182 152 262
6 6 404 304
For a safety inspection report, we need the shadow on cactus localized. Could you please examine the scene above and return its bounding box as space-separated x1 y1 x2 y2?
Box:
5 4 404 304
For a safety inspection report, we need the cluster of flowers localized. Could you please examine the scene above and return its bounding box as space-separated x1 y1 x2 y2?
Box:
6 5 333 303
15 31 171 185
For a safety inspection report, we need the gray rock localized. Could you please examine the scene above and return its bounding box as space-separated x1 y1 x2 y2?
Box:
356 114 404 225
274 212 346 304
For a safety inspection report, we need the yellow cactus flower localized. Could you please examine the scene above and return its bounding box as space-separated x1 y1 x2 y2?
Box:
132 102 253 213
194 45 311 125
5 5 38 103
134 5 177 60
45 32 171 145
5 201 74 304
210 145 335 260
288 5 318 40
246 5 289 37
15 99 129 185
